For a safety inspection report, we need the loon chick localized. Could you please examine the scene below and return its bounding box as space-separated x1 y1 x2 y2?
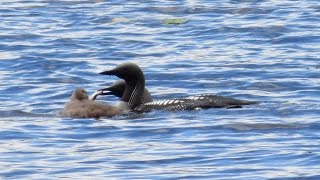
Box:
99 62 257 111
90 80 153 104
61 88 122 118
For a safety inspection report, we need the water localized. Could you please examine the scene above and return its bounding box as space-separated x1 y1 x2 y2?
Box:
0 0 320 179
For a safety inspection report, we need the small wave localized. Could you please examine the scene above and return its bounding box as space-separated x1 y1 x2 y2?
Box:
0 110 56 118
224 122 308 131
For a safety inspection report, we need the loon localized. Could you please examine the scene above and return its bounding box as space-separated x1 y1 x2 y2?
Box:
61 88 122 118
98 62 257 111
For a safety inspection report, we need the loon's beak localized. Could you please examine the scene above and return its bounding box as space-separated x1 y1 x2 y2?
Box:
99 69 116 76
98 88 114 96
100 91 113 95
89 89 114 100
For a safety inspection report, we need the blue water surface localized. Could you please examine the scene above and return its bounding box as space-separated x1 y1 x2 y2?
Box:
0 0 320 179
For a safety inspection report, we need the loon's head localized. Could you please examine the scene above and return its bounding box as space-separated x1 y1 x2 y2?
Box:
100 62 144 87
92 79 153 106
72 88 89 101
99 80 126 98
100 62 146 110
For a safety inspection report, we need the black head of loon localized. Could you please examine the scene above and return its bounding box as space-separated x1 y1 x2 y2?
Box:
90 80 126 101
99 80 126 98
95 79 153 103
100 62 146 110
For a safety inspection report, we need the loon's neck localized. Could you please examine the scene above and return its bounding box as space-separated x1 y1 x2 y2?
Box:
121 78 145 110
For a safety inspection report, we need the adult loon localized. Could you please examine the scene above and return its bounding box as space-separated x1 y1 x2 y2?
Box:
61 88 122 118
98 62 257 111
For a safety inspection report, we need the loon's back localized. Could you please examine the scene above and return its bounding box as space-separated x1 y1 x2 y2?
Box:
136 94 257 112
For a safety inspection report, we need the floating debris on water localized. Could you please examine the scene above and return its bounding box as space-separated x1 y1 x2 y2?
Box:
162 18 189 25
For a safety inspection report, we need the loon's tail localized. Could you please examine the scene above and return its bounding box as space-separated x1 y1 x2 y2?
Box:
237 99 258 105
